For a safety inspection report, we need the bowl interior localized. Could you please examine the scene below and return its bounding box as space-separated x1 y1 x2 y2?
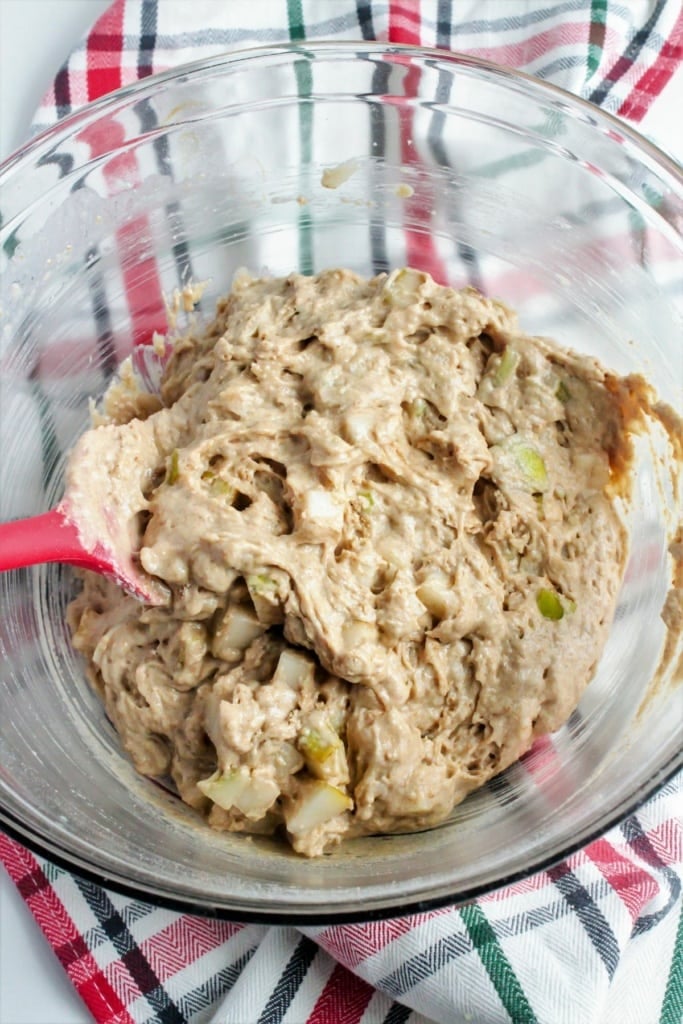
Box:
0 44 681 919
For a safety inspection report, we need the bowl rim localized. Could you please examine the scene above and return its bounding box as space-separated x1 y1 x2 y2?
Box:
1 38 681 922
1 40 681 188
1 757 680 923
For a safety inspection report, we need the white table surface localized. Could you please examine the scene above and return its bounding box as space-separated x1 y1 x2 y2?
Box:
0 5 109 1020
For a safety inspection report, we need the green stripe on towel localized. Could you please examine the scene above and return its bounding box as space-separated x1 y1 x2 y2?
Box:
460 902 538 1024
660 901 683 1024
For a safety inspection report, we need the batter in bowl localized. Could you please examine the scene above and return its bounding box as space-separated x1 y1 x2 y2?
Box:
68 268 664 856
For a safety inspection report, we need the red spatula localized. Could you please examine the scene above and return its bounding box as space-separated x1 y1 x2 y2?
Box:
0 504 166 603
0 388 173 605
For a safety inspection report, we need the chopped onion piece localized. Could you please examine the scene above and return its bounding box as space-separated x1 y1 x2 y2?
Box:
301 488 343 523
285 780 353 834
273 649 316 689
342 619 377 646
416 579 452 619
197 767 279 819
273 741 305 775
197 767 248 810
376 536 406 568
382 268 426 308
344 410 374 443
212 606 265 660
235 774 280 819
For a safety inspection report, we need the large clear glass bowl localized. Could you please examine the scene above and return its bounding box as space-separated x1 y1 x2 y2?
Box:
0 43 681 922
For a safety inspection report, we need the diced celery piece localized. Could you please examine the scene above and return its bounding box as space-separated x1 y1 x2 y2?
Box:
166 449 179 484
285 780 353 834
493 434 549 493
298 714 349 783
246 571 284 625
536 588 564 621
556 380 571 402
515 445 547 490
202 469 233 497
247 573 277 594
493 347 520 386
210 478 234 498
299 729 337 764
358 489 374 511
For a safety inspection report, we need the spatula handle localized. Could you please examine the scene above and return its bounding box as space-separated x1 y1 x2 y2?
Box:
0 507 90 571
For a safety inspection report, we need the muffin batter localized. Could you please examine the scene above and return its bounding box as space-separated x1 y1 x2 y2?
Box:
68 268 652 856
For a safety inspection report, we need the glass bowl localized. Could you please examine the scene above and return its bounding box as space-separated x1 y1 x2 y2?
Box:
0 43 681 922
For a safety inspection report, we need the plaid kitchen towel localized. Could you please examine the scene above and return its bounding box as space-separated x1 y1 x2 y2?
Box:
30 0 683 162
2 2 683 1023
1 778 681 1024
